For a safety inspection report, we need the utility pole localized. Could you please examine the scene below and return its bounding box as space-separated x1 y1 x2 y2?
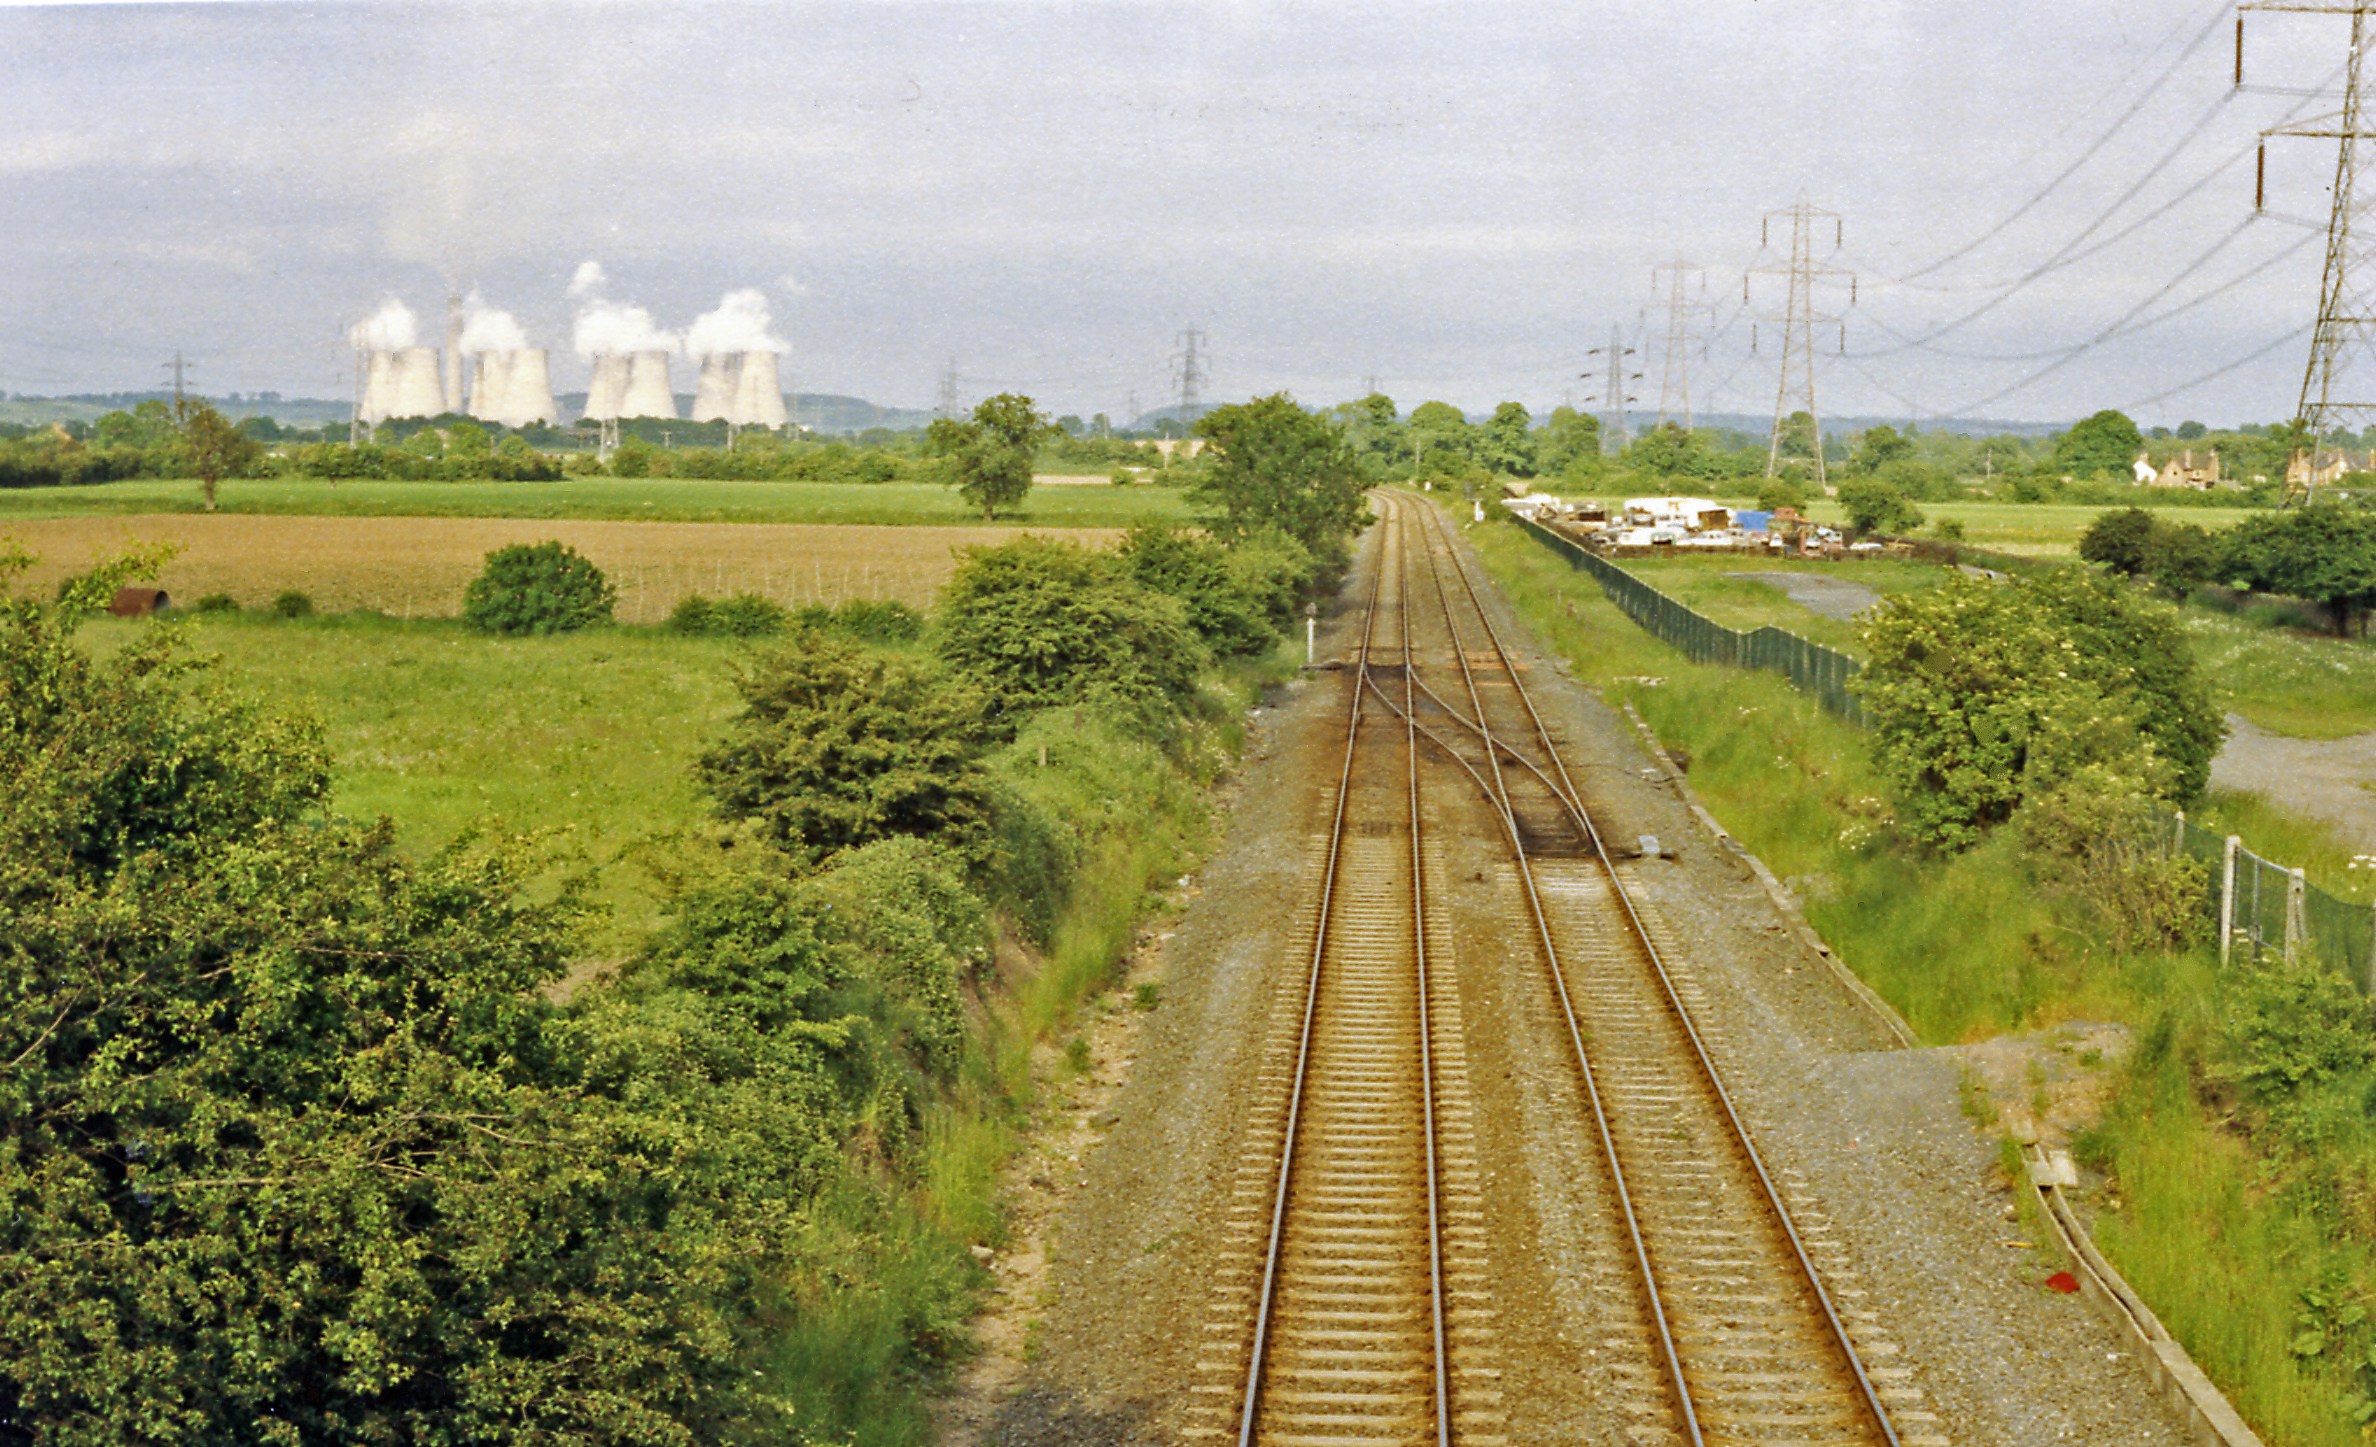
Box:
1651 260 1711 430
1748 199 1855 488
2242 2 2376 504
1581 325 1638 454
162 351 194 405
1173 326 1208 418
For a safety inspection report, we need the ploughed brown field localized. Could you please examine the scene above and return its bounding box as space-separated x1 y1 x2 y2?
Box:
3 515 1122 623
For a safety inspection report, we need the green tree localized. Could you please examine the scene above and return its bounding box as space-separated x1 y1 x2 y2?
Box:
1536 405 1604 480
935 535 1207 726
1854 569 2223 850
176 398 262 512
1850 423 1914 475
928 393 1056 520
1623 422 1720 481
1406 400 1473 473
1480 401 1537 476
1836 475 1924 536
1190 393 1371 568
2079 507 2157 576
2053 409 2144 480
1335 392 1406 468
2220 504 2376 635
696 631 994 864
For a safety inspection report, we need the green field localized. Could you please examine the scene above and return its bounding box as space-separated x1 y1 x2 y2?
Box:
88 610 751 962
0 475 1198 528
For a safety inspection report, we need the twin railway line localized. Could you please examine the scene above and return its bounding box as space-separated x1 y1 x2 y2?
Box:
1189 494 1934 1447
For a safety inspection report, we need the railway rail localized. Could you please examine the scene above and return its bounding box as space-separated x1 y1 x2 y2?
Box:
1188 493 1934 1446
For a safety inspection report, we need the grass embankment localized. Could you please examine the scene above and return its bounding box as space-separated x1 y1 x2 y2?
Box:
0 475 1196 528
1461 509 2376 1447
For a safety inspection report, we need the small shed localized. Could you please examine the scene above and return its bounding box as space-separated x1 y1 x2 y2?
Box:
108 587 169 617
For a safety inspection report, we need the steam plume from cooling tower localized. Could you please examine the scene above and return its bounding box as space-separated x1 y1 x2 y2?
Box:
686 289 787 359
350 298 420 352
457 291 529 354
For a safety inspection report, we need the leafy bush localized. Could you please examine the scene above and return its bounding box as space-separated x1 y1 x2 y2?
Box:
697 631 993 865
935 535 1207 729
834 598 925 643
668 591 790 637
192 592 239 613
270 588 313 619
1854 568 2224 850
461 540 616 636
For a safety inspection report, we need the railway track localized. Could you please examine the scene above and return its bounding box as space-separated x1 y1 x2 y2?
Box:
1188 493 1939 1446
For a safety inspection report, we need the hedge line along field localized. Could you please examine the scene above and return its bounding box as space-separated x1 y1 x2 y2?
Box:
0 474 1196 529
4 514 1124 622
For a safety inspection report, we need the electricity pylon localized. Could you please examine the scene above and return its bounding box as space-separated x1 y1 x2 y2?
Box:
1651 260 1711 430
1582 325 1639 454
1173 326 1209 416
2243 2 2376 503
1748 200 1854 488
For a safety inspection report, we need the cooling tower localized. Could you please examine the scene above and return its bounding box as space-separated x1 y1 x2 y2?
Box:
583 352 631 421
360 349 400 425
469 352 512 425
470 350 556 429
731 351 787 428
387 347 449 420
691 354 737 423
503 350 556 427
621 349 678 419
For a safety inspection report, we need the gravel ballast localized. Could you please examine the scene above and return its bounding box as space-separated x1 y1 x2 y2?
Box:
941 516 2206 1447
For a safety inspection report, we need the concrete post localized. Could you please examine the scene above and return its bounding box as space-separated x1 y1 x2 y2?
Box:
2221 836 2239 969
2285 867 2307 968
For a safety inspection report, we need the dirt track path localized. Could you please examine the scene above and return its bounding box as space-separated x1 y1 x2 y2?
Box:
2210 711 2376 854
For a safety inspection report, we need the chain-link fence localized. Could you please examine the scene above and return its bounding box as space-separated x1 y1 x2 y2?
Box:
1519 515 2375 997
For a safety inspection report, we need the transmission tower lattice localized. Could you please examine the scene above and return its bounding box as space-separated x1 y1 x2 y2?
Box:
1749 201 1854 487
936 359 961 420
1173 326 1208 417
2244 2 2376 502
1582 325 1638 454
1651 260 1712 430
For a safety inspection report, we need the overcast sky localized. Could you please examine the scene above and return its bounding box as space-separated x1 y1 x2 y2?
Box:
0 1 2359 428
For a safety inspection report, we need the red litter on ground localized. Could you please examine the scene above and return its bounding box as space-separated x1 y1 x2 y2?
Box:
2045 1271 2081 1294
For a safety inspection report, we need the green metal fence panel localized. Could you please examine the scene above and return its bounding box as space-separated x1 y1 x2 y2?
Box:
1519 518 1865 723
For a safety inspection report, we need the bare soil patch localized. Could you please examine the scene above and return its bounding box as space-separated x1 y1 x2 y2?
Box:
2 515 1119 623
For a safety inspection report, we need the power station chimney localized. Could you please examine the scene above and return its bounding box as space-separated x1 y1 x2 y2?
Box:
442 292 465 419
620 349 677 420
691 354 738 422
732 350 787 428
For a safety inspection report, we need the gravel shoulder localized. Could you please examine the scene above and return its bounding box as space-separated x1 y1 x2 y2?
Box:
939 516 2202 1447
